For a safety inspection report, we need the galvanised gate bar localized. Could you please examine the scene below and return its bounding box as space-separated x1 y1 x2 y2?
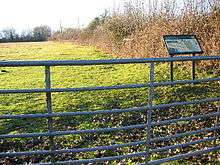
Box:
0 56 220 164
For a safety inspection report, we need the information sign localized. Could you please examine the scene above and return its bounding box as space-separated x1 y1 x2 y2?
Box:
163 35 203 55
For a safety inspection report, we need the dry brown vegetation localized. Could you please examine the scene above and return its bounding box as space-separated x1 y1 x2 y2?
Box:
52 0 219 65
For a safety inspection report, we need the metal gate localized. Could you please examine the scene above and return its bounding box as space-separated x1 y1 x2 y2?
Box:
0 56 220 164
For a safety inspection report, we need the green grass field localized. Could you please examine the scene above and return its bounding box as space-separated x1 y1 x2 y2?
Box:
0 42 219 164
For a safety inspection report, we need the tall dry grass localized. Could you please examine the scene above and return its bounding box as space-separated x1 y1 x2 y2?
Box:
52 0 219 67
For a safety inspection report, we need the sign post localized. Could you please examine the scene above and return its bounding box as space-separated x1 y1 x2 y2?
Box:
163 35 203 82
170 55 174 82
192 53 196 80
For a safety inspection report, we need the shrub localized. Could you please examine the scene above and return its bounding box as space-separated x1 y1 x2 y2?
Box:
52 0 220 67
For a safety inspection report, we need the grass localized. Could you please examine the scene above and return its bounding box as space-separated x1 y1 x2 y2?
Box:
0 41 219 164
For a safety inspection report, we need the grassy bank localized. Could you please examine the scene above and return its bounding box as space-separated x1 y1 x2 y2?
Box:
0 42 219 164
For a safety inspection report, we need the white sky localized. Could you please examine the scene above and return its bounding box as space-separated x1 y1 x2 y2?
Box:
0 0 125 33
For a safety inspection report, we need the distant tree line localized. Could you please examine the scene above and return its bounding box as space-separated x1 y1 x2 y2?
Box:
0 25 52 43
51 10 109 42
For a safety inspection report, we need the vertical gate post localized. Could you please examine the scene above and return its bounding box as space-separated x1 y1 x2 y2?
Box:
192 54 196 80
45 66 56 163
170 55 174 82
146 62 155 164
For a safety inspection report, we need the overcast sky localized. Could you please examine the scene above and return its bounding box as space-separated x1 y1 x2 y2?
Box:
0 0 126 33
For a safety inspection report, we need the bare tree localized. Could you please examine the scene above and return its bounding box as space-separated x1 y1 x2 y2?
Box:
0 32 3 39
2 27 17 41
33 25 52 41
21 29 34 41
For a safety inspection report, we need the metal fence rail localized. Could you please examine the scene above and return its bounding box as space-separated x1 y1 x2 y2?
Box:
0 55 219 164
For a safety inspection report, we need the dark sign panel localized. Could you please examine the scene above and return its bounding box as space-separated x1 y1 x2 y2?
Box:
163 35 203 55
